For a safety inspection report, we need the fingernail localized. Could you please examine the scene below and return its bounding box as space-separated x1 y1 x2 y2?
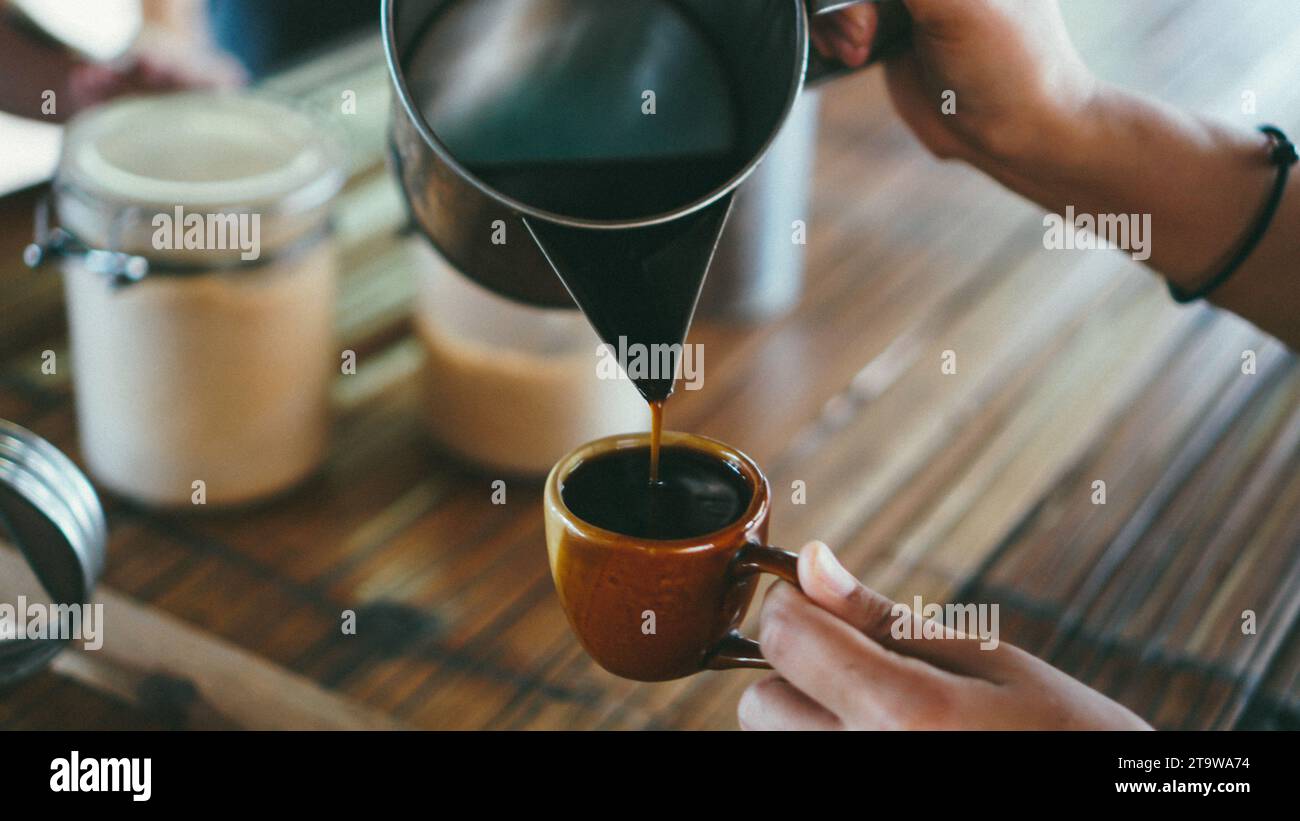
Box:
839 12 868 40
811 542 858 598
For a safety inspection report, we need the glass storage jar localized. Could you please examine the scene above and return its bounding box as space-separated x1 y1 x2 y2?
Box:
26 93 347 507
411 239 649 476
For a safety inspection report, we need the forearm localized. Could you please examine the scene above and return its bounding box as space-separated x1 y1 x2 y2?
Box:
985 84 1299 348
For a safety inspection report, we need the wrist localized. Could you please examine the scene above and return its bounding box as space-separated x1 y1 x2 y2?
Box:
985 81 1278 283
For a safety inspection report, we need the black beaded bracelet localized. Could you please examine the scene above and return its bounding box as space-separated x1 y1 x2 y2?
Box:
1168 125 1298 304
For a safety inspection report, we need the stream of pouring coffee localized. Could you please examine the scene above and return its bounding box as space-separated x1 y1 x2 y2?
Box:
649 400 663 483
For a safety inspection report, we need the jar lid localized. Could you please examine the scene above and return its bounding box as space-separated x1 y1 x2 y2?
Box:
0 420 107 685
50 92 346 268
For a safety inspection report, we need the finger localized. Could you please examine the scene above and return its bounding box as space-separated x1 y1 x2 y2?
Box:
811 6 876 66
829 5 875 66
815 19 855 64
821 4 871 44
737 674 841 731
759 580 952 726
796 541 1011 680
838 37 873 69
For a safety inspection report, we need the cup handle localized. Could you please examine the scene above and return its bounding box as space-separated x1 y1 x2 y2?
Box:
805 0 913 86
703 543 801 670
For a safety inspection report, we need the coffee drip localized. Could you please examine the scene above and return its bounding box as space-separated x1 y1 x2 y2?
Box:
649 399 663 483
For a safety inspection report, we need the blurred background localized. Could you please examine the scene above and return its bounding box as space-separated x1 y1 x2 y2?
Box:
1 0 1298 730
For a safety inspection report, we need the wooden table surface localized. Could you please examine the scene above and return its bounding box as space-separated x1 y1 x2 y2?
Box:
2 0 1298 730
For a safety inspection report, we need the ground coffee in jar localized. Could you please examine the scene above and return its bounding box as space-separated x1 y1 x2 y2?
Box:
27 93 346 507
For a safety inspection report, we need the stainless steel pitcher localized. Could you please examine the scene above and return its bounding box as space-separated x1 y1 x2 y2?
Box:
383 0 908 308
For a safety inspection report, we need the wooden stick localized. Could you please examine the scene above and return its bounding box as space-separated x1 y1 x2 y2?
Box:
2 545 404 730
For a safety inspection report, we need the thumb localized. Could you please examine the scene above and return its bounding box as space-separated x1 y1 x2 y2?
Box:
795 540 897 641
795 540 1011 678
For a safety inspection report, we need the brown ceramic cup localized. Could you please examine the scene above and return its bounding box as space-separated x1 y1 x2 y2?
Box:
544 431 799 682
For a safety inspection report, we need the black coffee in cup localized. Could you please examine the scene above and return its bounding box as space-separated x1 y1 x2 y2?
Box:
560 445 751 540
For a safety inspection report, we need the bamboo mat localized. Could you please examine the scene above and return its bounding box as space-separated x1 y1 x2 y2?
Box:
0 0 1297 730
